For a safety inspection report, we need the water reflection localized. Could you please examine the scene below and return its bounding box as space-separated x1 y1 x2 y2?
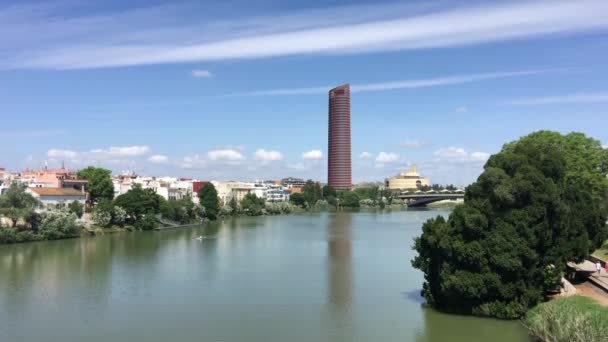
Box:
327 212 353 309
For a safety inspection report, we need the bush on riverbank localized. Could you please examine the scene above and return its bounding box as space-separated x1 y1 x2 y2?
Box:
525 296 608 342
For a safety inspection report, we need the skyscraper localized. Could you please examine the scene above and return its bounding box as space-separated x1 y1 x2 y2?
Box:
327 84 352 190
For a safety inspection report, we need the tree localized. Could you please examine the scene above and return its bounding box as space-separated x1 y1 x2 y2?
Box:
412 131 608 319
323 185 337 199
0 183 39 228
302 180 322 205
198 183 219 220
290 193 306 207
241 193 266 216
114 184 162 223
68 200 84 218
77 166 114 203
341 191 361 208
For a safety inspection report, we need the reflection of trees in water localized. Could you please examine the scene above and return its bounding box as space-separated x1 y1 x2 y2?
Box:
327 213 353 309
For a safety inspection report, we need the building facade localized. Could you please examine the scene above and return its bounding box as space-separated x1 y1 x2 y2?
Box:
386 165 430 190
327 84 352 190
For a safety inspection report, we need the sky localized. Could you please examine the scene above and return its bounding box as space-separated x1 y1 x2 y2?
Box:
1 0 607 186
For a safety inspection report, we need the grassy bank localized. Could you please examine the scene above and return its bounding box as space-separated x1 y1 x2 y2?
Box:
592 239 608 261
525 296 608 342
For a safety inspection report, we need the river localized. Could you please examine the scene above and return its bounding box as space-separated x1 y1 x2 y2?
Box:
0 209 530 342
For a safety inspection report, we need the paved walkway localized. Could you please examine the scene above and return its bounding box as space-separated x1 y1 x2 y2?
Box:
568 260 608 293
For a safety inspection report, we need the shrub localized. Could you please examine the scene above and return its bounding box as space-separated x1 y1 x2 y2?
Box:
112 206 127 225
92 210 112 227
135 214 157 231
39 210 82 240
0 228 17 244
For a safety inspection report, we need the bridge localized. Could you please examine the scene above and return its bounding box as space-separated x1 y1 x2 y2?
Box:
396 192 464 207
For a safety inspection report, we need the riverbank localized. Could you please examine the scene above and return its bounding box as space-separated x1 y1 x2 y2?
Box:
525 296 608 342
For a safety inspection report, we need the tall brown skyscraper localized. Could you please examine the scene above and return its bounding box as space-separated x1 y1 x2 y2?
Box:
327 84 352 190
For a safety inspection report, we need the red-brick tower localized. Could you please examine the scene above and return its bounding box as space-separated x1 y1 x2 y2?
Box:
327 84 352 190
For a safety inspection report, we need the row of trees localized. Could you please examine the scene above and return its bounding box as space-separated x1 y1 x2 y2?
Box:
0 183 83 243
412 131 608 319
289 180 394 209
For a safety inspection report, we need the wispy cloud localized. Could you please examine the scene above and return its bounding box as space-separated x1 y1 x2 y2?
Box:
302 150 323 160
400 140 431 149
0 129 67 138
2 0 608 69
254 149 283 162
505 92 608 105
227 69 555 97
191 69 212 78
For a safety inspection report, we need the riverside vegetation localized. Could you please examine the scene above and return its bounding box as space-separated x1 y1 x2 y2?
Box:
0 169 397 244
412 131 608 341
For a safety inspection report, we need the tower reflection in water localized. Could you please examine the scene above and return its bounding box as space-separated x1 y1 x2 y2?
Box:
327 212 353 309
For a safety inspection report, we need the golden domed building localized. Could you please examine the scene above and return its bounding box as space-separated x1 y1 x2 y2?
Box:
385 165 430 190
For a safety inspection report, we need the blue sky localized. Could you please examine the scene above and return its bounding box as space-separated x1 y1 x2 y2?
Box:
1 0 607 186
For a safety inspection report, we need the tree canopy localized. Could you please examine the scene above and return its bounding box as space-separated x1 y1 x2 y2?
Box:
114 184 162 222
198 183 219 220
241 193 265 216
412 131 608 318
0 183 39 228
302 180 322 205
77 166 114 203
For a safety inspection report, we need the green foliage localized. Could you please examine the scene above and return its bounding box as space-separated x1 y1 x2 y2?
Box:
302 180 322 205
114 184 162 223
265 202 295 215
0 183 39 228
112 206 127 225
412 131 608 318
198 183 219 220
340 191 361 208
39 210 82 240
68 200 84 218
289 193 305 207
525 296 608 342
76 166 114 203
322 185 337 199
353 186 379 201
240 193 265 216
92 210 112 227
134 214 157 231
160 196 198 224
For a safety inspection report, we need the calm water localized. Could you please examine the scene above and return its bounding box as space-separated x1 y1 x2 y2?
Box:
0 210 529 342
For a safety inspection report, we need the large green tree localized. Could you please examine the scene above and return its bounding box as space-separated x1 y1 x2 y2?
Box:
114 184 162 223
302 180 322 205
412 131 608 319
0 183 39 228
240 193 265 216
198 183 219 220
77 166 114 203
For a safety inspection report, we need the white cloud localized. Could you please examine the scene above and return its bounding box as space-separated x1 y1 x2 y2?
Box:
376 152 400 163
90 145 150 158
207 149 245 161
191 69 212 78
506 92 608 105
359 152 373 159
434 147 468 159
180 154 207 169
228 69 554 96
302 149 323 160
47 149 79 159
148 155 169 164
455 106 468 112
4 1 608 69
470 151 491 162
254 149 283 161
400 140 430 149
434 147 490 163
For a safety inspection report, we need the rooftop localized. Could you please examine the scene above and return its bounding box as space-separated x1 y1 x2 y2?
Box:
29 188 86 196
